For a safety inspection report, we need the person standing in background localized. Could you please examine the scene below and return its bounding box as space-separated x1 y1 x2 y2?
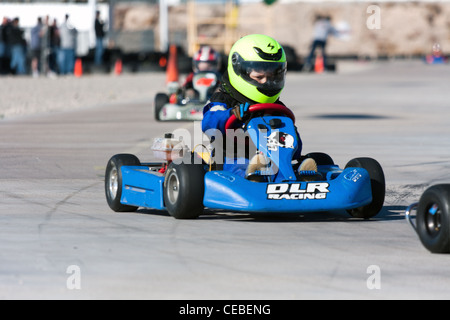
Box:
48 18 60 74
0 17 11 74
39 15 51 76
58 14 77 75
94 10 105 66
304 15 338 71
30 17 43 77
8 17 26 75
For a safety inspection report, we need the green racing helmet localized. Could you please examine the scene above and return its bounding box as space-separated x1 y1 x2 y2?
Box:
228 34 287 103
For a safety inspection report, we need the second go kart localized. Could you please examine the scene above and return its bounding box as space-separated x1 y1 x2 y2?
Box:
154 71 219 121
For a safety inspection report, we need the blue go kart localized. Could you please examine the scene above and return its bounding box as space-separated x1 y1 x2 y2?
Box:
105 103 385 219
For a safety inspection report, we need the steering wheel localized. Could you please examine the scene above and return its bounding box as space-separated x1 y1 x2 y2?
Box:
224 103 296 130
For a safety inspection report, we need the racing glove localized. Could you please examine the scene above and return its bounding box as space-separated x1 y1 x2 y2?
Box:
232 102 250 121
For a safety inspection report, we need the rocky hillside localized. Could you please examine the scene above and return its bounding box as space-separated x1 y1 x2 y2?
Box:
113 1 450 58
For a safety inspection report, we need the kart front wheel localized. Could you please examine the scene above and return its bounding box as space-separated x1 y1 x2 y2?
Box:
105 154 140 212
345 157 385 219
163 161 205 219
416 184 450 253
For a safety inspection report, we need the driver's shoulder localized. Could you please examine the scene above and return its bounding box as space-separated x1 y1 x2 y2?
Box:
209 90 238 109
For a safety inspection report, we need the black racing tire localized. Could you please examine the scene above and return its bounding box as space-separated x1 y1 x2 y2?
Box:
305 152 334 165
154 93 169 121
105 154 140 212
163 160 205 219
345 157 385 219
416 184 450 253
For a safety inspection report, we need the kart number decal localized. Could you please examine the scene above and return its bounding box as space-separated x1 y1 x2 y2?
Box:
267 132 294 151
266 182 329 200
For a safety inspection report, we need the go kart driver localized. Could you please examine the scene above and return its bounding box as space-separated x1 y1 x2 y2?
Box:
201 34 317 180
180 46 222 100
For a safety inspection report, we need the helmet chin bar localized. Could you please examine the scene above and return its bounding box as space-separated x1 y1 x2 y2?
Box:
257 87 282 97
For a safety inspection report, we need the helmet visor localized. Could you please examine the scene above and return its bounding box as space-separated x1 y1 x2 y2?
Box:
233 56 287 97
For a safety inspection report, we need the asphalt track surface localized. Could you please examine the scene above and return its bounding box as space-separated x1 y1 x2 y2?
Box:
1 61 450 300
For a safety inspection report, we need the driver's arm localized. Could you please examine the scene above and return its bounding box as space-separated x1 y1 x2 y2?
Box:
202 102 233 135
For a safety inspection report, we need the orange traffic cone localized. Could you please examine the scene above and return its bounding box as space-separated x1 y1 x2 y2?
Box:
74 58 83 77
114 58 122 75
166 44 179 84
314 53 324 74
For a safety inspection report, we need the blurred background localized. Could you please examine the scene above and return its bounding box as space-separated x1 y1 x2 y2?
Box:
1 0 449 74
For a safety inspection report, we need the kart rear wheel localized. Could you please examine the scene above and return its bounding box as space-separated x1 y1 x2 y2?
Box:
345 157 385 219
163 161 205 219
154 93 169 121
105 154 140 212
416 184 450 253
